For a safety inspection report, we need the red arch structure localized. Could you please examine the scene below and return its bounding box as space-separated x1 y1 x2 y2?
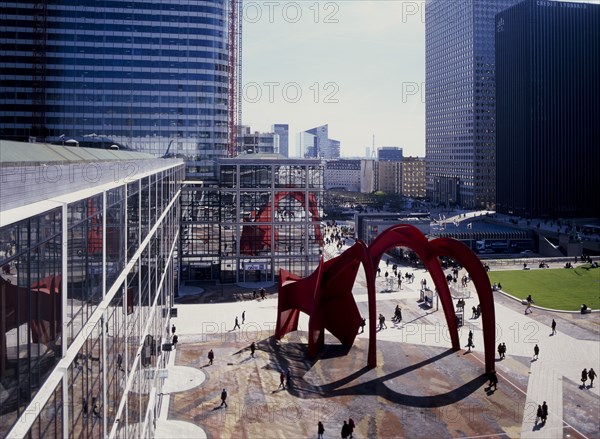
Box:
275 224 496 373
240 191 323 255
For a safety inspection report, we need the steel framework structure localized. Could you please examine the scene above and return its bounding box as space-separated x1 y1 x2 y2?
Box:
228 0 243 157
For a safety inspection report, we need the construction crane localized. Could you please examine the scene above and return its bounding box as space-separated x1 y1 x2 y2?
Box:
227 0 243 158
31 0 47 142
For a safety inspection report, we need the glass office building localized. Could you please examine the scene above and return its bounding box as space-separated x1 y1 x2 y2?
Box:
0 141 184 438
495 0 600 218
425 0 520 209
0 0 229 177
181 155 324 284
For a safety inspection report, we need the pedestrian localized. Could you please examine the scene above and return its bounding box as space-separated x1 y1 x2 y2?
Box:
279 371 285 389
359 318 366 334
172 334 178 349
250 341 256 358
171 324 176 335
471 306 477 319
378 314 387 330
488 370 498 391
466 332 474 352
588 368 596 387
117 353 124 372
535 405 543 424
242 310 246 324
398 277 402 289
581 368 588 387
551 319 556 335
501 342 506 359
476 304 481 318
253 290 257 300
220 388 228 407
341 420 350 439
348 418 355 438
208 349 214 365
286 370 291 389
317 421 325 439
541 401 548 423
497 343 502 360
260 288 266 300
233 316 240 330
533 344 539 360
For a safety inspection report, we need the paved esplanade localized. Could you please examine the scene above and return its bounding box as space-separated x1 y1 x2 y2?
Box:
157 239 599 438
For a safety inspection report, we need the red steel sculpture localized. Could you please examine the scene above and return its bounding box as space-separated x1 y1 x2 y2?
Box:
275 224 496 373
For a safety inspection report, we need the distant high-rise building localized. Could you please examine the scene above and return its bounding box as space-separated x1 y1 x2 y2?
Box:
302 124 340 159
324 159 362 191
378 147 403 162
0 1 231 178
402 157 427 199
495 0 600 218
376 161 403 194
272 124 289 157
239 126 279 154
425 0 520 208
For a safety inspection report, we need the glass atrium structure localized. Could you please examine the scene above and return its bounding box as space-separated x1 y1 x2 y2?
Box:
0 141 184 438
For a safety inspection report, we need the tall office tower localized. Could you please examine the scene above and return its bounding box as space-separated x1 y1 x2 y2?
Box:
496 0 600 218
272 124 289 157
302 124 340 159
378 146 403 162
425 0 519 208
0 1 231 177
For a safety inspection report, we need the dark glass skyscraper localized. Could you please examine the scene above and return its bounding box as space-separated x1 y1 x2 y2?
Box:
0 0 229 176
425 0 520 209
495 0 600 218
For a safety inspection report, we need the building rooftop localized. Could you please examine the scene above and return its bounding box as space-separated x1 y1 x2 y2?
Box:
0 140 156 166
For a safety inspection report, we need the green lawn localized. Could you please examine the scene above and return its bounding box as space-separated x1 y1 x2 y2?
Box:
488 265 600 311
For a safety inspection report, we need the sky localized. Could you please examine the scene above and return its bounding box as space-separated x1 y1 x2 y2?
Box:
242 0 427 158
241 0 598 159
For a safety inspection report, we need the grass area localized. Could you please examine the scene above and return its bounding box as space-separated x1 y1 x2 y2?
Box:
488 264 600 311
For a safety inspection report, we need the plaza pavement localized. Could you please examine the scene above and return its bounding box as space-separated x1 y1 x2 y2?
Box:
156 245 599 438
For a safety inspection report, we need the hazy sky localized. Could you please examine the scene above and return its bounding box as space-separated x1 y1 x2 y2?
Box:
242 0 597 158
242 1 426 158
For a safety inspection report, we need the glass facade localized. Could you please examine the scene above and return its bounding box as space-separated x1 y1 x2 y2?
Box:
495 0 600 218
181 158 325 284
425 0 520 209
0 0 229 177
1 154 184 438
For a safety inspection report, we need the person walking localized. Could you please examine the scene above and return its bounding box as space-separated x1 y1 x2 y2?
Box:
250 342 256 358
220 388 228 407
341 420 350 439
317 421 325 439
171 324 176 335
242 310 246 324
533 344 539 360
551 319 556 335
172 334 178 349
466 332 474 352
378 314 387 330
501 342 506 359
359 318 366 334
279 371 285 389
535 405 543 425
497 343 503 360
208 349 214 365
348 418 355 438
233 316 241 330
541 401 548 423
581 368 588 387
588 368 596 387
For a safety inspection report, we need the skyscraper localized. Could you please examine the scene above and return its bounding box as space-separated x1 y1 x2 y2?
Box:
425 0 519 208
495 0 600 218
272 124 289 157
0 1 231 177
301 124 340 159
